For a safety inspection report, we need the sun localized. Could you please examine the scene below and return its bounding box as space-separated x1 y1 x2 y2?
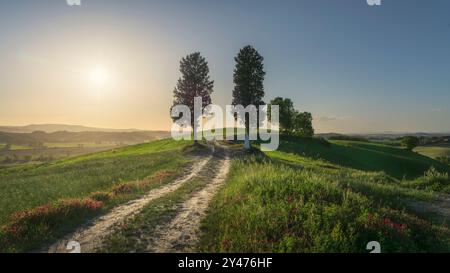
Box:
89 67 109 87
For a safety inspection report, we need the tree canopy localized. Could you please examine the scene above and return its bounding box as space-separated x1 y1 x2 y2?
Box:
232 45 266 149
172 52 214 142
269 97 314 137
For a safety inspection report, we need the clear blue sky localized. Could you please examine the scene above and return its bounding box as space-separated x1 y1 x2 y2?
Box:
0 0 449 133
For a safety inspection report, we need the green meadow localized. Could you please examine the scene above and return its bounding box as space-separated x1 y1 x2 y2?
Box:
199 137 450 253
0 139 191 226
1 136 449 252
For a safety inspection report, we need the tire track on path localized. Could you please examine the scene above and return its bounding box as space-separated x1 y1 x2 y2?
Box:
44 155 213 253
146 148 230 253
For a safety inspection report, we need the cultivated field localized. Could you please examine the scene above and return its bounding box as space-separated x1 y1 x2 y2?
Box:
415 145 450 159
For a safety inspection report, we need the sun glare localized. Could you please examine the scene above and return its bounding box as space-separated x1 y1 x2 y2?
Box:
90 67 109 87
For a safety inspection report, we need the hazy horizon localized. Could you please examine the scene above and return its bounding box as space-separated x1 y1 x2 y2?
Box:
1 122 450 135
1 0 450 133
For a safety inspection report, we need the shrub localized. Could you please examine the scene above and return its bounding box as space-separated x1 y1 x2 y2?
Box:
401 136 420 150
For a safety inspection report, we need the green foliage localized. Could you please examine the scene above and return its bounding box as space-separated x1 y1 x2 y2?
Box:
401 136 420 150
172 52 214 127
232 45 266 149
269 97 295 134
268 97 314 137
232 45 265 107
293 111 314 137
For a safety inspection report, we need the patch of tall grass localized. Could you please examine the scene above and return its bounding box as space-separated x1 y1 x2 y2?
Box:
0 139 190 226
401 167 450 193
199 155 450 253
0 167 182 252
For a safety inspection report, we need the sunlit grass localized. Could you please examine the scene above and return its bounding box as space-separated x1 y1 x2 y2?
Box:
199 139 450 253
415 145 450 159
0 139 191 226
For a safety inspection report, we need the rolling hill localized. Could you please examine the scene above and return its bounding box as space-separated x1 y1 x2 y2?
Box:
1 137 449 253
0 130 170 146
0 124 144 133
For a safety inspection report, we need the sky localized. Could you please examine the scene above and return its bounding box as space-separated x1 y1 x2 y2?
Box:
0 0 449 133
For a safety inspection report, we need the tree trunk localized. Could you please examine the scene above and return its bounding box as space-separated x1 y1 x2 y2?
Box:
193 119 198 144
244 116 250 150
244 133 250 150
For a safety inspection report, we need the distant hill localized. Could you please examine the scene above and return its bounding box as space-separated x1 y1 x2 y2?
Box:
317 132 450 140
0 130 171 146
278 136 450 179
0 124 145 133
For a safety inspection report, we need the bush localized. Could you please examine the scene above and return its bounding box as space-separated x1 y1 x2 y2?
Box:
401 136 420 150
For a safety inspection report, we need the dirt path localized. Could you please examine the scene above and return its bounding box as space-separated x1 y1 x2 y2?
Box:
146 149 230 253
44 155 213 253
408 194 450 224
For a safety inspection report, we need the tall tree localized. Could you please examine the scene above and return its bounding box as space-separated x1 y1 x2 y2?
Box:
270 97 295 135
172 52 214 143
232 45 266 149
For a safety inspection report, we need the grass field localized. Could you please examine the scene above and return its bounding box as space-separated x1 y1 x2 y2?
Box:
0 139 193 226
199 138 450 253
415 145 450 159
0 146 117 166
9 145 30 150
2 136 450 253
0 139 196 251
0 142 131 167
0 140 197 251
44 142 121 148
275 137 449 179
